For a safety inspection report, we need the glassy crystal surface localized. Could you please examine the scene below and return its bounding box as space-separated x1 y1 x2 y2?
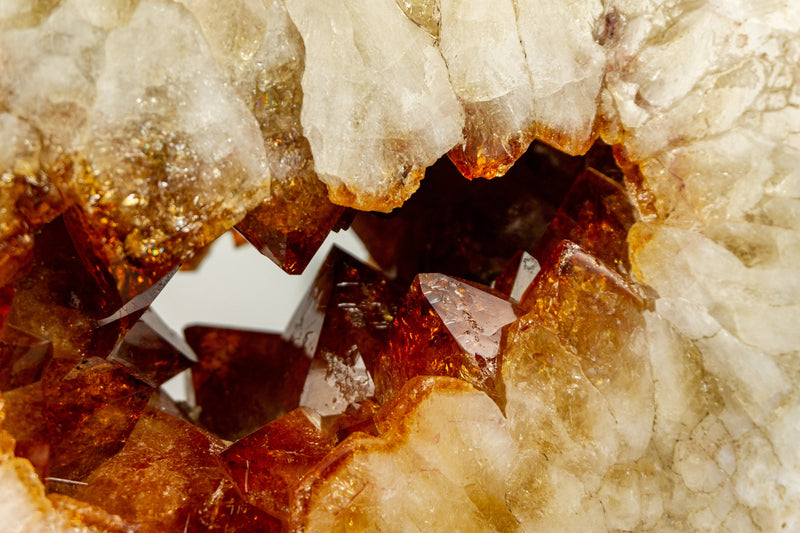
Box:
75 406 280 532
292 377 519 532
0 325 51 391
0 0 798 529
284 247 402 416
534 169 636 275
493 250 541 302
186 325 308 441
3 356 152 483
235 176 351 275
223 407 337 522
107 310 195 388
375 273 517 405
284 0 464 211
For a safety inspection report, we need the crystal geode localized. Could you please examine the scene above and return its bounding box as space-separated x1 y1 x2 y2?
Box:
1 0 799 531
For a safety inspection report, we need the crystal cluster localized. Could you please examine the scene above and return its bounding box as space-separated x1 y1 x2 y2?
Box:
1 0 799 532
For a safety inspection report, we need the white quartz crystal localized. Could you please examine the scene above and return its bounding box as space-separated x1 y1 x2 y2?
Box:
284 0 464 211
438 0 536 177
292 377 519 531
515 0 605 155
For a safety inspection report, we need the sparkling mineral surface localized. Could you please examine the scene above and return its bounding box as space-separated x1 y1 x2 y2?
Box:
0 0 799 531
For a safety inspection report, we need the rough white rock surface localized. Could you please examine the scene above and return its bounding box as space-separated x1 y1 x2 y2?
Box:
284 0 464 211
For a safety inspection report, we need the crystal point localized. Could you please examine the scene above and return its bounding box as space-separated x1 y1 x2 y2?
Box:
375 273 517 405
284 247 402 416
186 326 308 441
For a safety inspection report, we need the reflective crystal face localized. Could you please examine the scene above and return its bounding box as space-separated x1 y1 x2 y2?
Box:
0 0 799 531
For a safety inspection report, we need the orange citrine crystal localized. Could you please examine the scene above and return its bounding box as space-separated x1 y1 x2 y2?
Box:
186 325 308 441
375 273 517 405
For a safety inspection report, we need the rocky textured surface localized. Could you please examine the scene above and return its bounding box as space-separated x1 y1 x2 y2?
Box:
284 0 464 211
0 0 798 531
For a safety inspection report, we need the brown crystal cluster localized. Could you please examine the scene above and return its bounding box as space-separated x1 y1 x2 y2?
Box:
0 136 649 530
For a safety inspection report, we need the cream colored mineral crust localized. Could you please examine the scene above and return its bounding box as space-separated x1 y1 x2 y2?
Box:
1 0 799 531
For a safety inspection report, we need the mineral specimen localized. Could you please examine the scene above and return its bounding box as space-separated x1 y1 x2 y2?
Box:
0 0 798 531
186 325 307 441
374 273 517 404
283 247 402 416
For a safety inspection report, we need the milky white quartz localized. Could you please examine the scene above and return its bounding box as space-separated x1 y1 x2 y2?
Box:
284 0 464 211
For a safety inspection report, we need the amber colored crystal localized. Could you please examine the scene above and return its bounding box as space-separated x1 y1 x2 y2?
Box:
0 324 51 391
352 144 583 285
223 407 337 522
186 326 308 441
519 239 645 318
493 250 541 302
179 242 213 271
533 169 636 275
323 399 381 441
108 310 196 388
42 357 152 482
374 273 517 405
2 381 48 478
0 232 33 291
61 203 187 310
513 241 651 444
291 376 519 532
284 247 402 415
0 129 68 288
232 229 249 247
7 218 173 364
7 218 113 360
503 239 654 475
1 357 152 483
0 285 12 330
448 128 534 181
235 174 353 274
75 406 281 533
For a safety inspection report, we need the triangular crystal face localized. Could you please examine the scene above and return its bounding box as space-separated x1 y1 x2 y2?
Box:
223 407 337 521
74 406 281 532
235 173 351 275
533 169 636 275
108 309 196 388
2 356 153 483
375 273 517 405
284 247 402 416
0 324 52 391
185 326 308 442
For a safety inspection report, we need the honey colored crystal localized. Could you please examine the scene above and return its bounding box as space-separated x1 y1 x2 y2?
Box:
235 173 351 275
0 114 67 289
533 168 636 275
0 393 136 533
502 240 656 529
3 356 152 483
291 376 519 532
223 407 337 522
185 326 308 441
7 218 173 364
63 0 270 303
375 273 517 405
284 247 402 416
107 310 196 388
0 325 51 391
76 405 280 532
